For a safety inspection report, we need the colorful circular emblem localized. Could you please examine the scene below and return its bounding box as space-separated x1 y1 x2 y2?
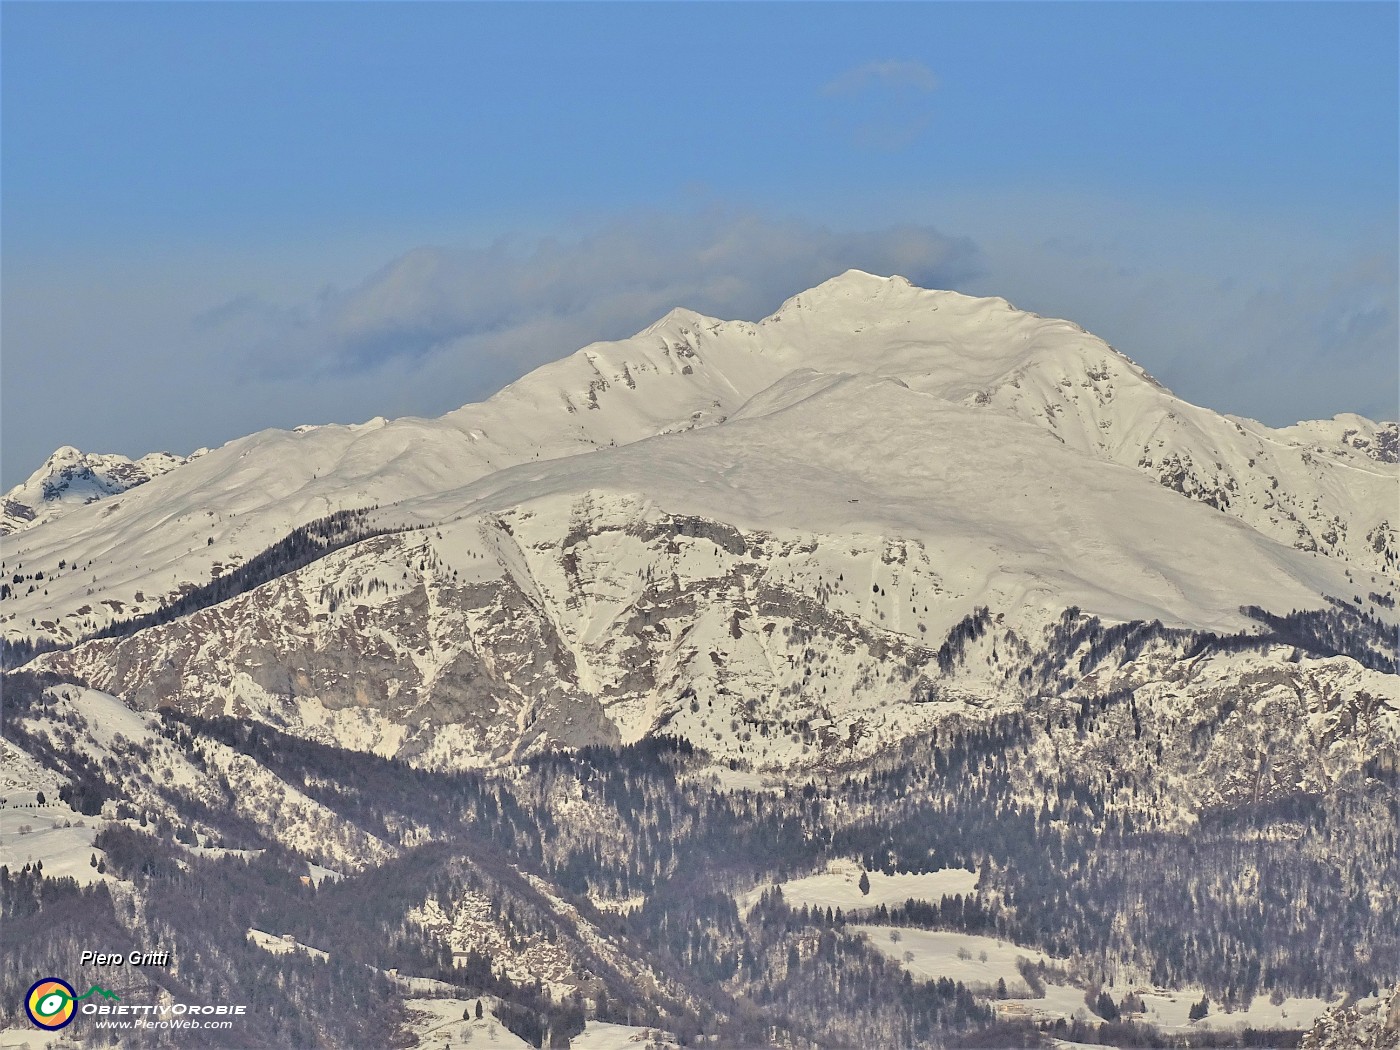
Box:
26 978 77 1030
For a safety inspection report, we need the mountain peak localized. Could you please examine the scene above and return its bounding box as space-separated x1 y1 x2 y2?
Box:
640 305 724 336
2 445 192 536
826 268 911 289
37 445 87 471
766 271 1027 328
771 270 919 313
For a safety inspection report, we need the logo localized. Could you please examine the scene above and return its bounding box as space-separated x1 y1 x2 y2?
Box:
25 978 119 1030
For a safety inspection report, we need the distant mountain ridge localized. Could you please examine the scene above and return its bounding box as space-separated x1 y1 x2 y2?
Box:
1 443 202 535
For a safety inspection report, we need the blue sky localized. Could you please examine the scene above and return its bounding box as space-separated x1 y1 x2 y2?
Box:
3 2 1396 486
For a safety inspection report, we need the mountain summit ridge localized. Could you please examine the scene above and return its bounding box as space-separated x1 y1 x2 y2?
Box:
2 273 1394 670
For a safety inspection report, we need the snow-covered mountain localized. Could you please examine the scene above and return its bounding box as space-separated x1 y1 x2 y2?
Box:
1 443 200 534
4 272 1397 1049
3 271 1396 771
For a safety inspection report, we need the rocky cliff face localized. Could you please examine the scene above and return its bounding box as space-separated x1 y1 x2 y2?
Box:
1300 984 1400 1050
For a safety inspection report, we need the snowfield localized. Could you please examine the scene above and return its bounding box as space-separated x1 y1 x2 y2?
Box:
855 927 1052 994
0 731 111 886
6 271 1393 655
402 997 533 1050
399 999 679 1050
861 926 1343 1033
0 797 108 886
571 1021 682 1050
1136 987 1341 1033
247 928 330 962
0 1028 73 1049
744 859 977 911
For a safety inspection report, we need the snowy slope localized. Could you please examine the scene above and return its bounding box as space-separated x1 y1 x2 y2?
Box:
0 313 786 648
759 274 1398 573
4 271 1394 657
7 683 396 871
26 400 1399 771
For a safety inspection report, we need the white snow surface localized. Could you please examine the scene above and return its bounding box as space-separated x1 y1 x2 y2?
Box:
860 927 1339 1033
571 1022 682 1050
743 859 977 911
0 704 118 886
1133 988 1340 1032
0 798 109 886
400 998 681 1049
401 998 534 1050
247 928 329 961
0 1029 74 1049
855 927 1051 994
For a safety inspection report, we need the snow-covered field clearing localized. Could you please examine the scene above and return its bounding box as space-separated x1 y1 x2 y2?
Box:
0 795 108 886
246 928 329 961
0 737 110 884
861 925 1340 1034
997 983 1099 1024
855 926 1050 993
179 844 262 860
697 766 783 793
589 892 646 914
571 1021 681 1050
387 972 458 996
403 998 534 1049
400 999 670 1050
1137 987 1340 1032
745 859 977 911
306 861 343 885
0 1028 75 1049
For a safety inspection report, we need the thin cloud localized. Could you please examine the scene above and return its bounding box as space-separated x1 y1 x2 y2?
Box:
225 211 981 380
823 60 939 97
821 60 939 151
